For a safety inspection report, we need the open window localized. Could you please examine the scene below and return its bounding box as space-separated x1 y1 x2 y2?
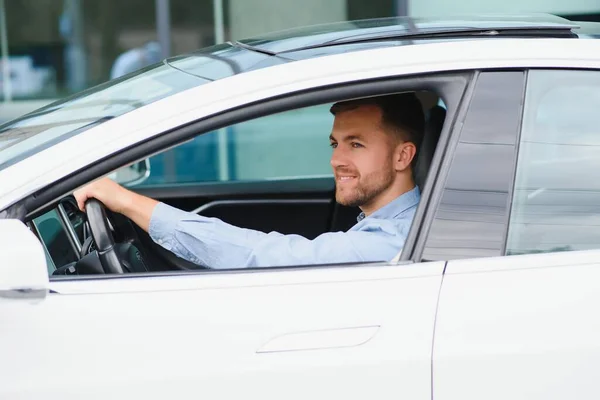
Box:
24 72 469 277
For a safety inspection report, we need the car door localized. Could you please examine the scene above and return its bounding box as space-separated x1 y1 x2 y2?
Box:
0 70 472 398
1 262 445 399
432 69 600 400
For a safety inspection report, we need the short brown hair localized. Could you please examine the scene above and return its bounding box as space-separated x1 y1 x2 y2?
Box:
330 92 425 166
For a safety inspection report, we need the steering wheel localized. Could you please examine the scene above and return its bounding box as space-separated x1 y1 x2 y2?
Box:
85 199 124 274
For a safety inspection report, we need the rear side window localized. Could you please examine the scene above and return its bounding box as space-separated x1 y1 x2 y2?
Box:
506 70 600 255
422 71 524 261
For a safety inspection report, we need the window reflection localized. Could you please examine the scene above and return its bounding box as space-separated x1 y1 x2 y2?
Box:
422 71 524 261
507 70 600 255
423 143 515 260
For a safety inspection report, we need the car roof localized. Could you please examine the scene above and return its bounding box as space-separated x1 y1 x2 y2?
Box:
165 14 600 82
237 13 595 56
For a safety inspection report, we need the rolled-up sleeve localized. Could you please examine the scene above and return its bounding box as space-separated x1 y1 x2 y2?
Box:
148 202 411 269
149 202 268 268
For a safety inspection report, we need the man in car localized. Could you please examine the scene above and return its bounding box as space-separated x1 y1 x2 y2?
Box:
74 93 425 268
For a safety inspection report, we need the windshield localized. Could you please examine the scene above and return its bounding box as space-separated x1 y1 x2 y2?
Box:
0 41 286 172
0 62 207 170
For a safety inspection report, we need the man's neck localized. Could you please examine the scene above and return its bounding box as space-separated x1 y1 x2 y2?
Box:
360 180 416 217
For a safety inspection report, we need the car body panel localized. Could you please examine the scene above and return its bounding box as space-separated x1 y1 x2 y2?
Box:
2 261 444 399
434 250 600 400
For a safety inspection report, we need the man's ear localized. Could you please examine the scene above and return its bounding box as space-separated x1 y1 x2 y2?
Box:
394 142 417 172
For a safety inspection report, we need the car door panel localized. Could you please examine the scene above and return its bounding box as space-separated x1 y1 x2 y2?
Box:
0 64 474 399
1 262 444 399
431 69 600 399
256 325 380 353
433 251 600 400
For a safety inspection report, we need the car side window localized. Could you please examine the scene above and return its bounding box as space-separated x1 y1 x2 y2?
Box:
506 70 600 255
132 104 334 186
421 71 525 261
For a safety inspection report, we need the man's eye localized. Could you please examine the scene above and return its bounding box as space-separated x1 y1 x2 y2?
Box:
351 142 363 148
330 142 337 148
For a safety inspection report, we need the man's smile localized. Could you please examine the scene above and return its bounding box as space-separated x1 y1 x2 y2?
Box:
336 175 357 183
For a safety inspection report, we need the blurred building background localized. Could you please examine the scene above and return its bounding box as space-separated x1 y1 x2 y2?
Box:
0 0 599 122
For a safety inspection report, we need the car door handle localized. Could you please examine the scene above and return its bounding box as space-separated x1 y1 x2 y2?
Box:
257 325 380 353
0 288 47 300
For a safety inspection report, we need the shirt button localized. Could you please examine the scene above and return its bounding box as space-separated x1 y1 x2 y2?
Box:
158 239 164 245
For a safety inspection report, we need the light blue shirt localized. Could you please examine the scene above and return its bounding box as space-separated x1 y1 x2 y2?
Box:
149 186 420 269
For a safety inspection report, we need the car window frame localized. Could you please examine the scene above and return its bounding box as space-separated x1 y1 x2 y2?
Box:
20 71 472 280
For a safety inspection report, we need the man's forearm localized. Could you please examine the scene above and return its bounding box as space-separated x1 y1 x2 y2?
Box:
120 189 159 232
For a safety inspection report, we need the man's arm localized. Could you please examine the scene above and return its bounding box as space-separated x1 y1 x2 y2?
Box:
74 178 407 268
149 202 407 268
73 177 158 232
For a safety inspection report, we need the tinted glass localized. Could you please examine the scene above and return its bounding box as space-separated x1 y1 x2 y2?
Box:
167 43 283 78
422 71 524 260
135 104 334 186
240 14 574 53
33 209 78 267
507 70 600 255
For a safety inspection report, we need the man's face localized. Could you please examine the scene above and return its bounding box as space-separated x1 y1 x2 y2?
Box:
329 105 398 209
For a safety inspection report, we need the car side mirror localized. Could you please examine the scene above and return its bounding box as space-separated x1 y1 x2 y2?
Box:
0 220 48 300
109 159 151 187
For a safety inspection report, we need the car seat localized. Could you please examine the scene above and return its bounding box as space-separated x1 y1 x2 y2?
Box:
414 105 446 190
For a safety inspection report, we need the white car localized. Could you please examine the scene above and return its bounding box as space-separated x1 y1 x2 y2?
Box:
2 14 600 400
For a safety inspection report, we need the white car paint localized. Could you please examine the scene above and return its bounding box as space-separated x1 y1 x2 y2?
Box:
0 220 48 299
2 39 600 210
2 261 444 399
433 249 600 400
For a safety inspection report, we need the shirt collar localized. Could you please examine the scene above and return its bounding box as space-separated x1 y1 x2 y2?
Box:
356 186 421 222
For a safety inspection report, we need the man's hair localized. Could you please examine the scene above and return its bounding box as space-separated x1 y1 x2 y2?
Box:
329 92 425 167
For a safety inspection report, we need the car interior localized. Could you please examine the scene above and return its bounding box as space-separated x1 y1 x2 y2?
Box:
28 90 447 277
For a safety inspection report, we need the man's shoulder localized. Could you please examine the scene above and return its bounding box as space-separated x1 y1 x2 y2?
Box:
371 187 421 220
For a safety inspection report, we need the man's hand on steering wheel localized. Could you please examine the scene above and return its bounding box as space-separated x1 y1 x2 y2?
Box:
74 177 130 214
74 176 159 242
74 178 135 274
84 199 124 274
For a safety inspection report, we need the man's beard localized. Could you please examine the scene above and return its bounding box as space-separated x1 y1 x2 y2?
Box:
335 166 395 208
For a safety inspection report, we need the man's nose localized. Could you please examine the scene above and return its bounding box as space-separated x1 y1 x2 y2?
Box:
330 148 348 169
